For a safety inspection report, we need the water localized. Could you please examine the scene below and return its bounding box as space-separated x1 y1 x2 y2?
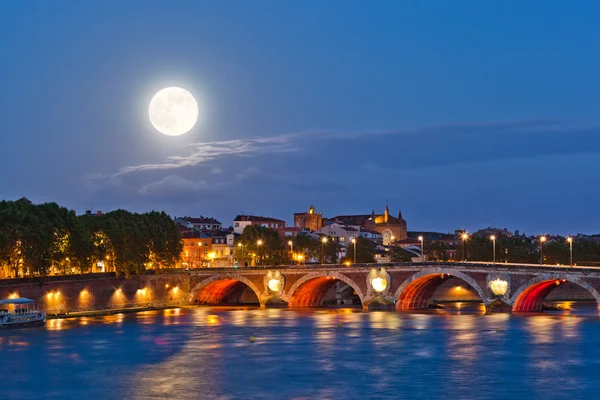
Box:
2 303 600 400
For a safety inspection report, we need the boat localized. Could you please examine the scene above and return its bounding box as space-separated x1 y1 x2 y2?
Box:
0 298 46 329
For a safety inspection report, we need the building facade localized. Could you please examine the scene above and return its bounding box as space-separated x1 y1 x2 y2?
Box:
294 205 323 231
327 205 408 245
233 215 286 235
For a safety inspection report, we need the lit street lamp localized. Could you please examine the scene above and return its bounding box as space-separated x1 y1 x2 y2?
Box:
238 242 244 266
490 235 496 264
418 236 424 262
321 237 328 264
461 233 469 261
567 237 573 267
288 240 293 265
257 240 263 267
351 237 357 265
539 236 547 265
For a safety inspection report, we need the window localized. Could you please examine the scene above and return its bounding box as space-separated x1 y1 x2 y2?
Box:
235 222 239 227
204 242 208 247
340 237 345 242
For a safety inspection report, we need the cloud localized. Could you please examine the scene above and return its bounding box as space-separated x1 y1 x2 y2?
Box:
139 174 210 198
90 119 572 181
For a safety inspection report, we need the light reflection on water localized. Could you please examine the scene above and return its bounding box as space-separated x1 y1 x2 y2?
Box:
1 303 600 399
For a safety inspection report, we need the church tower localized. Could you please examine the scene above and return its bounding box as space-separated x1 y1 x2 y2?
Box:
384 204 389 223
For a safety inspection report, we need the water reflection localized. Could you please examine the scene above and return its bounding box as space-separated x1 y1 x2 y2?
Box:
2 303 600 399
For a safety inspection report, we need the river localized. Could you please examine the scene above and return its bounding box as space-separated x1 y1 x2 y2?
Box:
1 303 599 399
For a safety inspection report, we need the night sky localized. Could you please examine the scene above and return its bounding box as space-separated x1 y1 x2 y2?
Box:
2 1 599 234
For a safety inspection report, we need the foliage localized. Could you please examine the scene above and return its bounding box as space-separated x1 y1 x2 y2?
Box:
0 200 182 278
234 225 286 266
389 246 414 262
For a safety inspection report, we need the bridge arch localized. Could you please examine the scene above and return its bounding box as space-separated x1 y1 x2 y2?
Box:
511 274 600 312
190 275 262 306
288 272 365 308
394 269 488 310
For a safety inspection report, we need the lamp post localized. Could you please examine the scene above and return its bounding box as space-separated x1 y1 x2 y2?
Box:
461 233 469 261
490 235 496 264
539 236 546 265
288 240 293 265
351 238 357 265
418 236 424 262
567 237 573 267
321 237 328 264
257 239 263 267
238 242 244 266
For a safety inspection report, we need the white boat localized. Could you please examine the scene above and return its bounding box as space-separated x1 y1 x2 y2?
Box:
0 298 46 329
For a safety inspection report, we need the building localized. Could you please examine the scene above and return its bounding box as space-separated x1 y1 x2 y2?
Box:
360 229 383 241
313 223 359 246
180 231 213 268
233 215 286 235
294 205 323 231
276 226 302 238
472 227 514 238
175 216 222 231
327 204 408 244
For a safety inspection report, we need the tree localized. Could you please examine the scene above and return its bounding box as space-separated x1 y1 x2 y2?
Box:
342 237 375 264
424 241 451 262
235 225 286 266
389 246 413 262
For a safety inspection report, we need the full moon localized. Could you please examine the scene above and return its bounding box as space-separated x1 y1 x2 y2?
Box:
149 87 199 136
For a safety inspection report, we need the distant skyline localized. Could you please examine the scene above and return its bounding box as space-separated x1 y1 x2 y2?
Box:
2 1 600 234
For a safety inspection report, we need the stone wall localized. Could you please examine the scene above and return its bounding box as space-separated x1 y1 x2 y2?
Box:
0 273 190 314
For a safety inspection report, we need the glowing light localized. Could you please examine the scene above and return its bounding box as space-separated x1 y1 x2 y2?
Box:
257 240 263 246
165 284 170 289
149 87 199 136
322 237 328 243
490 235 496 240
80 289 88 297
267 278 282 293
455 286 462 291
288 241 293 246
462 233 469 240
173 286 179 294
207 315 219 324
371 277 387 293
567 237 573 243
540 236 547 242
238 243 242 247
209 252 216 260
344 261 351 266
418 236 423 241
47 293 54 299
489 279 508 296
8 292 18 299
297 254 304 261
351 238 356 244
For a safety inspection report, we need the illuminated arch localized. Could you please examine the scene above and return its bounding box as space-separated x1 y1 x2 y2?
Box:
511 274 600 312
190 275 262 305
288 272 365 308
394 269 488 310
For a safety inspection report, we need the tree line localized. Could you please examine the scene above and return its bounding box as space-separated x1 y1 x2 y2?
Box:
0 199 182 278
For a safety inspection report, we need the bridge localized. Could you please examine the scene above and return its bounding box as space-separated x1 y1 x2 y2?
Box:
188 262 600 312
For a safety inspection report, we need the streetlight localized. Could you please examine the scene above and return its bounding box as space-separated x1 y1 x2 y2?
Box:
567 237 573 267
418 236 424 262
490 235 496 264
539 236 547 265
351 238 357 265
288 240 294 265
257 240 263 267
237 242 244 266
321 237 328 264
461 233 469 261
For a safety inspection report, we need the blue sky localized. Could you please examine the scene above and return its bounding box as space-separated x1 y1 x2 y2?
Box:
1 1 600 234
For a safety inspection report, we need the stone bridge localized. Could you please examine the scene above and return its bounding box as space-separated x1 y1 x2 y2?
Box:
188 262 600 313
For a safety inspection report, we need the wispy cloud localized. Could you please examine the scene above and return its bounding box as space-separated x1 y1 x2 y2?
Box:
89 119 573 181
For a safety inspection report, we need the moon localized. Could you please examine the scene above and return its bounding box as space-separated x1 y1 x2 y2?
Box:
149 87 199 136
